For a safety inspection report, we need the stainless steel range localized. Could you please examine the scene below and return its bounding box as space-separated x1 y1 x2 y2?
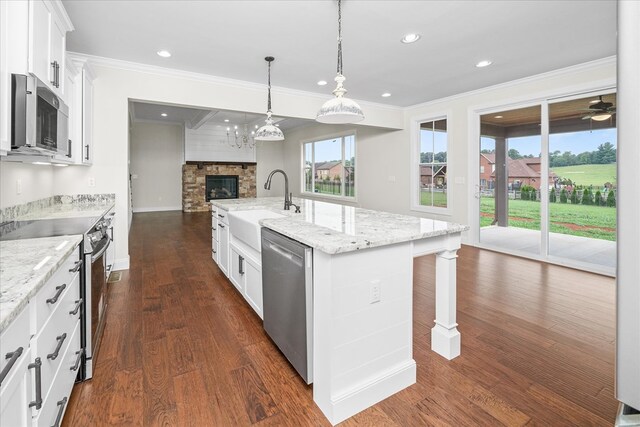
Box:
0 208 115 381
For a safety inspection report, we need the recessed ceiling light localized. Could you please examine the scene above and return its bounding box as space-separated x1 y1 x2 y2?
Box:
224 119 229 122
381 93 391 98
401 33 421 44
476 60 492 68
317 80 328 86
161 113 168 117
494 115 503 118
157 50 172 58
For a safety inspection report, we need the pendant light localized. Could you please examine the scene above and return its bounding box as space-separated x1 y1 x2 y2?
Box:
316 0 364 124
255 56 285 141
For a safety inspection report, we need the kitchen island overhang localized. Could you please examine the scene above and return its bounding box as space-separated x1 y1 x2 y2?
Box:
211 197 468 425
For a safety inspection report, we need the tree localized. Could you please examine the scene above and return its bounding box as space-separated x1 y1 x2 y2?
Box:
595 190 603 206
607 190 616 207
550 188 557 203
508 148 523 159
570 189 579 204
560 188 568 203
582 187 593 205
481 149 495 154
594 142 616 164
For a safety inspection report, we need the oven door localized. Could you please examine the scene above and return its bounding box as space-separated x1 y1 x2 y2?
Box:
84 235 110 379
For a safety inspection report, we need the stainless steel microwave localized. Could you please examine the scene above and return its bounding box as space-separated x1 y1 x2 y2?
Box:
11 73 69 156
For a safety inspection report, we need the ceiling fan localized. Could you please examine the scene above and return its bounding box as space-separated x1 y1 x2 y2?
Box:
581 95 616 121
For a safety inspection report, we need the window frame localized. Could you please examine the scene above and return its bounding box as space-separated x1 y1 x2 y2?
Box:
410 112 452 215
300 130 358 203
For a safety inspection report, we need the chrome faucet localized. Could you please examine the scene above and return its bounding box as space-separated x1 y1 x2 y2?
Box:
264 169 300 212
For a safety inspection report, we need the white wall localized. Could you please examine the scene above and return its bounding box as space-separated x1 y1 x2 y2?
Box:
256 140 284 197
185 122 255 163
53 60 403 267
281 123 407 212
129 122 183 212
0 162 55 208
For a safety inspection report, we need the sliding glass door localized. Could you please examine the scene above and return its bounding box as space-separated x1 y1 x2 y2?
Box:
476 91 616 273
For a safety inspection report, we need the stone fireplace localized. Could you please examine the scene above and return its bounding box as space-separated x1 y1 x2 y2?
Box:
182 162 256 212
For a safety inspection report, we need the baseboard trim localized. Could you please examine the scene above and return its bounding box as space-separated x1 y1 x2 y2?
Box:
132 206 181 213
322 360 416 425
113 256 130 271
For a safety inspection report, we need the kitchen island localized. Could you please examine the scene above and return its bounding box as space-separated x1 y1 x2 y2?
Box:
211 197 468 425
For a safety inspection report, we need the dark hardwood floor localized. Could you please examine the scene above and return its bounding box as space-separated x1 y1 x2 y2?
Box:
63 211 617 426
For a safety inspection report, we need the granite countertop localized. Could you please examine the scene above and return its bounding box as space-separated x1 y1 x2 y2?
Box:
0 235 83 332
17 200 115 221
211 197 469 254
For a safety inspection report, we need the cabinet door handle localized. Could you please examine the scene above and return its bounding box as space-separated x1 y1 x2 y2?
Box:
56 61 60 87
46 284 67 304
47 333 67 360
0 346 24 385
85 144 89 160
218 224 225 229
67 139 72 158
71 349 84 372
52 397 68 427
51 61 57 86
69 299 83 316
239 255 245 275
28 357 43 409
69 259 83 273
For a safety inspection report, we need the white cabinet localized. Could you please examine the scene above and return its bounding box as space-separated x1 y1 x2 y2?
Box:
211 209 219 263
0 308 32 426
229 246 244 293
0 243 81 425
229 244 263 318
244 260 262 317
218 213 230 277
79 65 94 164
28 0 73 97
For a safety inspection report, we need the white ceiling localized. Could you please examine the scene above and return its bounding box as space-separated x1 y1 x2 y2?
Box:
130 101 314 131
64 1 616 107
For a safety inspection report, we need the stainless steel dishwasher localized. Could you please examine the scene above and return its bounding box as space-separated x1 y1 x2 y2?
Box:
261 228 313 384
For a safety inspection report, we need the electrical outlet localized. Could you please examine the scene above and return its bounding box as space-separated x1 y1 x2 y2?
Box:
16 179 22 195
370 280 381 304
88 177 96 187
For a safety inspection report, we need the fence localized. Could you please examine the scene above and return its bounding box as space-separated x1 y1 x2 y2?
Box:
314 181 355 197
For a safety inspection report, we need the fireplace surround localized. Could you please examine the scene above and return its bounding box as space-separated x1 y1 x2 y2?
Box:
182 162 256 212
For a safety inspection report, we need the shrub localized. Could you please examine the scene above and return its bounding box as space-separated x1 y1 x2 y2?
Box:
595 190 603 206
582 187 593 205
607 190 616 207
530 188 537 202
549 188 556 202
570 190 579 204
560 188 568 203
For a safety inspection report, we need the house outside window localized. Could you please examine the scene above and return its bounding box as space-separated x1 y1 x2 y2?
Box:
303 134 356 199
418 118 448 209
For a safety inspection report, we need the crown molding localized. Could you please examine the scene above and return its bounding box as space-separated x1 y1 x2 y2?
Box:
406 56 617 111
66 52 403 112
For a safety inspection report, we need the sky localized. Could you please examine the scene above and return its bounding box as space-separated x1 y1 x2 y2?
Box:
307 135 356 163
481 128 617 156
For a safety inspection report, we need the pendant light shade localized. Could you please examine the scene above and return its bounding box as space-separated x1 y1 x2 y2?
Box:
255 56 285 141
316 0 364 124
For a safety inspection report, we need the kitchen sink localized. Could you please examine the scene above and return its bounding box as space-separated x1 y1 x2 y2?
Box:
228 209 285 251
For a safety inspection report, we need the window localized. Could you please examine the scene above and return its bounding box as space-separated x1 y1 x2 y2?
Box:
303 134 356 199
418 118 448 208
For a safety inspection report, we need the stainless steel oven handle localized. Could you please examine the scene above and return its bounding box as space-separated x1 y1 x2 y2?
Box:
91 237 110 262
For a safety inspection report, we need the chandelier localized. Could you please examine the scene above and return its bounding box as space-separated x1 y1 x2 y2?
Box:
226 121 258 149
255 56 285 141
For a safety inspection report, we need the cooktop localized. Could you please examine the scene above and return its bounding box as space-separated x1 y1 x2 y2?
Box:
0 217 100 241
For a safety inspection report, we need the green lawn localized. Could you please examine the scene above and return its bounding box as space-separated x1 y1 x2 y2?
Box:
420 190 447 207
551 164 616 187
480 198 616 241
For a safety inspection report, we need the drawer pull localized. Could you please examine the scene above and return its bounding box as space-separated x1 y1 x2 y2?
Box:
47 333 67 360
0 346 24 385
69 299 83 316
212 227 216 231
219 224 225 229
218 213 225 218
52 397 68 427
71 349 84 372
69 259 83 273
28 357 43 409
46 284 67 304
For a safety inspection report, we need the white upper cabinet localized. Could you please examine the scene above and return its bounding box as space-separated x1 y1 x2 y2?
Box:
28 0 73 98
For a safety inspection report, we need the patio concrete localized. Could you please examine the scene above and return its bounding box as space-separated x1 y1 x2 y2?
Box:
479 226 616 270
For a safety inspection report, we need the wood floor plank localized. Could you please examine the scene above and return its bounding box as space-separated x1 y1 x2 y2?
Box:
62 211 618 427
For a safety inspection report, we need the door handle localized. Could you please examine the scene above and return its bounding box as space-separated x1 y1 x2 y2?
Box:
239 255 245 275
85 144 90 161
51 61 57 86
28 357 43 409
